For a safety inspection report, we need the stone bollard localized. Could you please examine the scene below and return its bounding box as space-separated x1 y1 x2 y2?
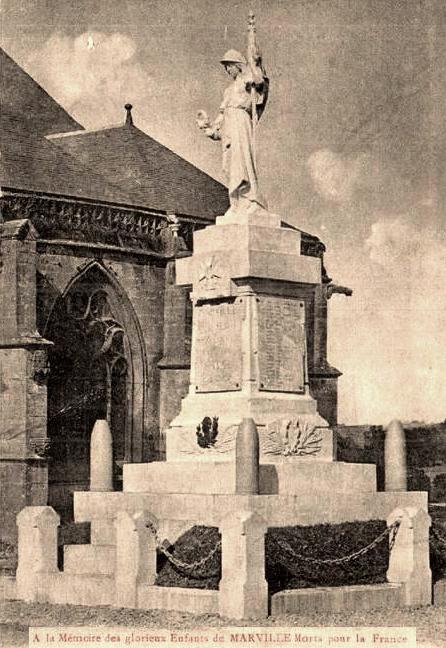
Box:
235 418 260 494
219 509 268 619
387 506 432 606
385 420 407 491
90 419 113 492
114 510 157 608
16 506 60 602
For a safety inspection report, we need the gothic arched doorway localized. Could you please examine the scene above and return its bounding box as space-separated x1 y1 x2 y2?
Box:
45 263 146 528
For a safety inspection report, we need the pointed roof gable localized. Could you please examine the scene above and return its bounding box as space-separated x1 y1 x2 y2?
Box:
0 48 83 136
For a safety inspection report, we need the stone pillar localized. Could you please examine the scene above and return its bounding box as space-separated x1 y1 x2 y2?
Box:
16 506 60 601
387 507 432 606
158 259 192 457
239 287 259 395
313 284 328 369
114 510 157 608
90 419 113 492
385 420 407 491
235 418 260 494
0 220 52 558
1 219 39 340
219 510 268 619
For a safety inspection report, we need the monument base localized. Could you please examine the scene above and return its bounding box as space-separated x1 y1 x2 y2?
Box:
166 388 334 461
167 207 336 462
122 459 375 494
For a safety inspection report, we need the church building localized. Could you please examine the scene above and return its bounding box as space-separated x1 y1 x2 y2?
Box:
0 48 343 562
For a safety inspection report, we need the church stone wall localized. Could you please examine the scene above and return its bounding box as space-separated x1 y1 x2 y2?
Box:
158 261 192 452
37 245 166 455
1 233 169 556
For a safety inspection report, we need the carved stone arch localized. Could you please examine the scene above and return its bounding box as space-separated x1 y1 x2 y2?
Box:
45 260 147 523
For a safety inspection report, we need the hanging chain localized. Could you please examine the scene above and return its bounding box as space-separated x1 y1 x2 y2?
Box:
270 520 401 567
146 521 221 576
389 519 400 551
146 519 401 578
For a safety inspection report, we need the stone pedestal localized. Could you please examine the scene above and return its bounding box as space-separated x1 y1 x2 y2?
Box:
387 507 432 606
114 510 157 608
219 509 268 619
16 506 60 601
165 211 332 462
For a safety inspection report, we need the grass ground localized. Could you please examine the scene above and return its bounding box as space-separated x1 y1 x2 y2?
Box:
1 600 445 648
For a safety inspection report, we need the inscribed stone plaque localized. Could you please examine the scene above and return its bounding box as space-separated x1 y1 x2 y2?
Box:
194 299 243 392
258 296 305 392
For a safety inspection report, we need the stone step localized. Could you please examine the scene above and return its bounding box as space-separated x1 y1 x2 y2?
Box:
64 544 115 575
123 460 377 495
38 572 114 607
271 583 404 615
74 489 427 530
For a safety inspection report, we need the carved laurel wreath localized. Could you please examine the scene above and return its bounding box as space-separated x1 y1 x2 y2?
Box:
263 417 323 457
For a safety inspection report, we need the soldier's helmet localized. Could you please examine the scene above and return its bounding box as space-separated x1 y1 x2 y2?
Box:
220 49 247 66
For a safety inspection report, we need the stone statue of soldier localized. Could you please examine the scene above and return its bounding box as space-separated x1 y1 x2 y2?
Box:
197 14 269 216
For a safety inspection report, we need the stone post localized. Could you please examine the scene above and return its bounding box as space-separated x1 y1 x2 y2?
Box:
114 510 157 608
385 420 407 491
235 418 260 494
219 509 268 619
90 419 113 491
387 507 432 606
16 506 60 601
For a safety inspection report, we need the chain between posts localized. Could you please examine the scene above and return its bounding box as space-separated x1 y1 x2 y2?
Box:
146 520 221 576
145 518 401 576
270 519 401 567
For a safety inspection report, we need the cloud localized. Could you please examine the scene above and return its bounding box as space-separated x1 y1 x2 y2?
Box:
306 150 415 215
307 149 368 203
330 215 446 425
365 217 446 284
365 218 421 266
28 31 150 128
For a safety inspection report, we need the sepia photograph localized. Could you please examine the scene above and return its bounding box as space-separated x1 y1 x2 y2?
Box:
0 0 445 646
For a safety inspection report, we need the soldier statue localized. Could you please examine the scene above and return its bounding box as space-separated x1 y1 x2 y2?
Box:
196 12 269 216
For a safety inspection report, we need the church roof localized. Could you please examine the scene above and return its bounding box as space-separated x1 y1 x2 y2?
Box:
0 48 82 136
1 48 228 220
47 118 229 219
1 108 133 204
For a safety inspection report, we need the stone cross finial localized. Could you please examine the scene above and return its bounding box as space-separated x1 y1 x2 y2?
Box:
125 103 133 126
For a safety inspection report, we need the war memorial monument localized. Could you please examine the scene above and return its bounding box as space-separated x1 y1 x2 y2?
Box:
14 14 431 619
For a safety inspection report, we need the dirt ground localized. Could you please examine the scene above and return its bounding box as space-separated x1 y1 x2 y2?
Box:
1 600 445 648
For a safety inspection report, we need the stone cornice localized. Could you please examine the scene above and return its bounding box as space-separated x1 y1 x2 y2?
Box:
1 191 208 255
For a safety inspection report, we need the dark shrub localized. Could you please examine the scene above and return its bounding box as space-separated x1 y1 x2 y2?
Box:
407 467 431 496
430 521 446 583
432 474 446 503
155 520 391 593
266 520 389 595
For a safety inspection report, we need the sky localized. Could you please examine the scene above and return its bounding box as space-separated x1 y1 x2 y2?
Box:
1 0 445 425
